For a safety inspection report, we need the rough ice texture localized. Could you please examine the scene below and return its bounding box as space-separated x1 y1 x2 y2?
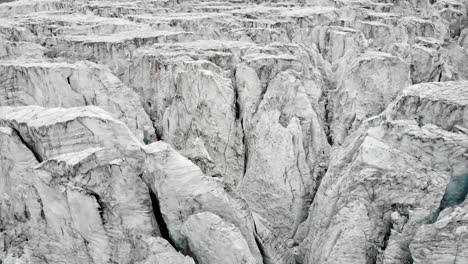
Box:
142 141 263 263
1 0 468 263
0 60 155 143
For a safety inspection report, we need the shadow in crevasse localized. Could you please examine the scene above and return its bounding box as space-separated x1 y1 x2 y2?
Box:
439 173 468 210
429 172 468 223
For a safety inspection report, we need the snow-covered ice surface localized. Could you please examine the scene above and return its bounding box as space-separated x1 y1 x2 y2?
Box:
1 0 468 263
